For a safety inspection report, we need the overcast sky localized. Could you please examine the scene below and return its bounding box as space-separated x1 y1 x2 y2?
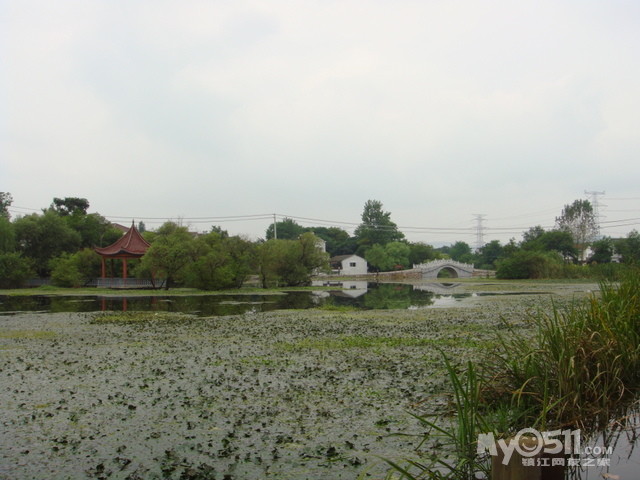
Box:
3 0 640 246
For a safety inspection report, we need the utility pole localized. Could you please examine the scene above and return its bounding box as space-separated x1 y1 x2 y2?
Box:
273 213 277 240
584 190 605 239
473 214 486 251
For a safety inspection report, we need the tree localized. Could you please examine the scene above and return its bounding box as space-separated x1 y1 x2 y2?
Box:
522 225 545 244
521 228 578 262
538 230 578 262
615 230 640 264
257 234 327 287
49 253 84 287
0 192 13 219
50 248 102 287
555 199 598 261
588 237 614 264
0 253 34 288
309 227 355 257
364 244 390 272
365 242 411 272
51 197 90 216
448 241 474 263
0 217 15 253
265 218 306 240
14 211 81 276
476 240 503 269
185 233 255 290
408 242 437 266
354 200 404 254
139 222 197 289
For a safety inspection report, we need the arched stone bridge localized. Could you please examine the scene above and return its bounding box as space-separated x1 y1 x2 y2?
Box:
412 259 475 278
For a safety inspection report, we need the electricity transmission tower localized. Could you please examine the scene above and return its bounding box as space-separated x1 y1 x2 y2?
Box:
585 190 605 239
473 214 486 251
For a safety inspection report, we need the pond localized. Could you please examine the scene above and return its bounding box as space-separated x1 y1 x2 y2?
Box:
1 280 638 479
0 282 495 316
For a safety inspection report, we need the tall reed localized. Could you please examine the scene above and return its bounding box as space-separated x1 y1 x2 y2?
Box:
385 271 640 479
493 272 640 429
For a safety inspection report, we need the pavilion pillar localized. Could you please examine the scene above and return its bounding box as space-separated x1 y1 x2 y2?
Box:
122 258 128 279
101 257 106 278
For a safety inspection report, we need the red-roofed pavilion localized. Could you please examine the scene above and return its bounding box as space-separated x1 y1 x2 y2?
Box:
95 222 150 280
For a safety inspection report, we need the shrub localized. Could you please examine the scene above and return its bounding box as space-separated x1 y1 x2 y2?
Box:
495 250 563 279
0 253 35 288
49 253 83 287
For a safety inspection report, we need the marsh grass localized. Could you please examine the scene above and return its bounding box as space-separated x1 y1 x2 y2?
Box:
387 270 640 479
493 272 640 430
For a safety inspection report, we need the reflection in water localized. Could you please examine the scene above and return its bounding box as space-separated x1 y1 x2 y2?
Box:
0 283 562 316
0 283 442 316
569 409 640 479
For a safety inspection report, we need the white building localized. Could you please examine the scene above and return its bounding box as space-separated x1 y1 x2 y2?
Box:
329 254 368 275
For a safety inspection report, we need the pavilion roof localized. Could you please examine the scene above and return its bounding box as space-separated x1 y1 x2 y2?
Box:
95 223 151 257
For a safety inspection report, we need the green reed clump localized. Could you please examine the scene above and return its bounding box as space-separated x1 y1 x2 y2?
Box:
493 271 640 430
384 271 640 479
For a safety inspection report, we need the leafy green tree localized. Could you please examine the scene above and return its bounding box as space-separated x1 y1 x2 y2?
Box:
354 200 404 255
51 197 90 216
615 230 640 264
50 249 102 288
0 192 13 219
364 244 390 272
265 218 306 240
0 217 15 253
14 211 81 276
537 231 577 262
365 242 411 271
556 199 598 261
476 240 503 269
522 225 545 244
139 222 197 289
185 233 255 290
70 213 121 248
309 227 355 256
385 241 411 269
408 242 437 266
49 254 83 287
448 241 475 263
522 227 577 262
588 237 614 264
0 253 34 288
257 233 327 287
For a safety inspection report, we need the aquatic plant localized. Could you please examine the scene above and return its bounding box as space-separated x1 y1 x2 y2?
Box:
387 270 640 479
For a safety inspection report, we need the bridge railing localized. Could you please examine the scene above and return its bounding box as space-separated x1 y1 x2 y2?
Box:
413 259 475 271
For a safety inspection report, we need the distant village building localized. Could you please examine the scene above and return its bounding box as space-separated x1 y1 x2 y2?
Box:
329 254 368 276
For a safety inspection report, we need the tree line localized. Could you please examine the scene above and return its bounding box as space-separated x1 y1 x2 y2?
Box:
1 194 638 289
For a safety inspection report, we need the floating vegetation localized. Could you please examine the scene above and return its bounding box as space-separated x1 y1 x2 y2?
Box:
90 311 185 324
0 283 597 479
0 329 57 340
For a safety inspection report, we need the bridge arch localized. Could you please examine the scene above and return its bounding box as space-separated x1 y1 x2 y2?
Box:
413 259 475 279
